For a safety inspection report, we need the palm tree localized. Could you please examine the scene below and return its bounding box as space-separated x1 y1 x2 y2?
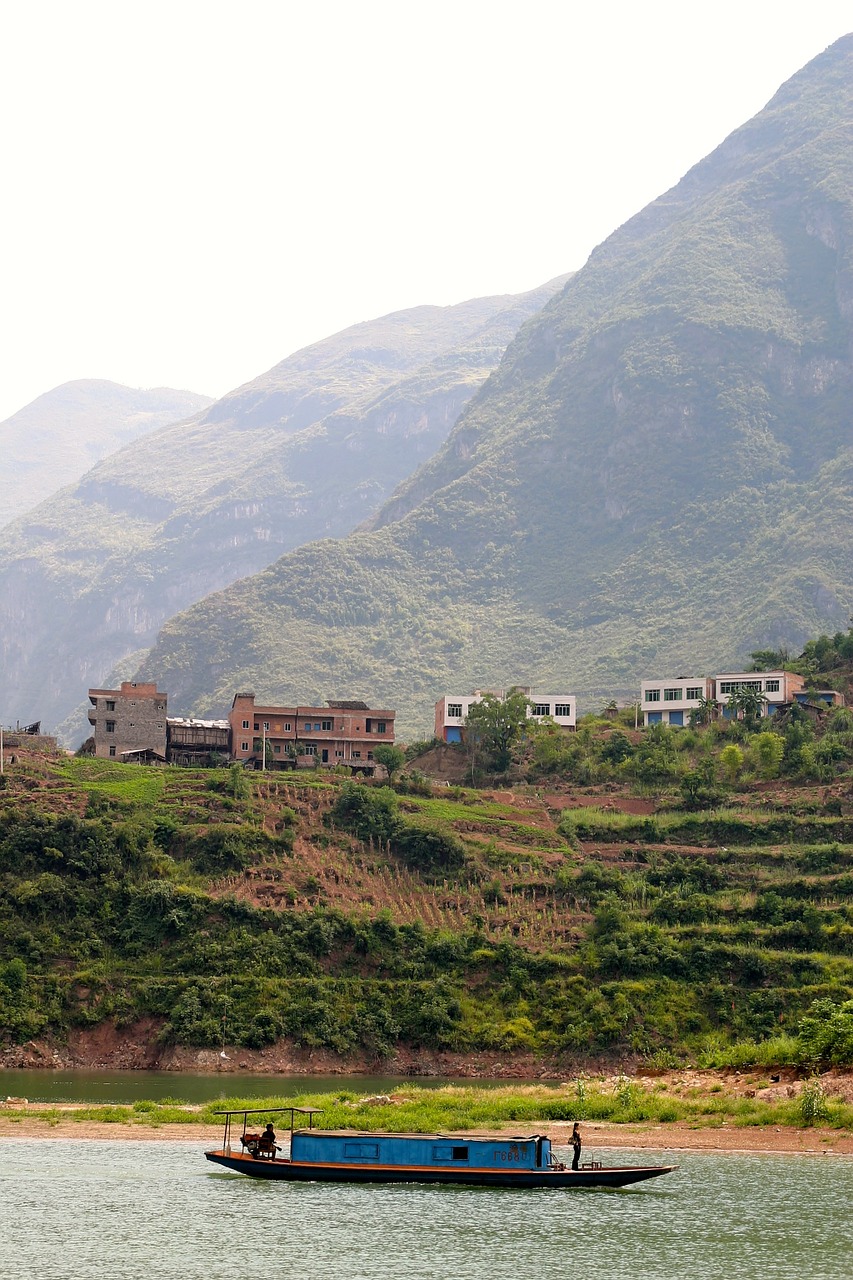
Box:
690 694 720 727
725 684 767 727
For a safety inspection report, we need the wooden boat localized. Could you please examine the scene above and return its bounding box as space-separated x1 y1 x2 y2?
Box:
205 1107 676 1189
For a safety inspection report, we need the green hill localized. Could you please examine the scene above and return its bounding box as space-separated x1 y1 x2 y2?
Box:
141 35 853 737
0 381 211 529
0 281 563 740
1 724 851 1071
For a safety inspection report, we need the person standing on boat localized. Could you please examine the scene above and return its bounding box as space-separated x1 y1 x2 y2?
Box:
570 1123 582 1170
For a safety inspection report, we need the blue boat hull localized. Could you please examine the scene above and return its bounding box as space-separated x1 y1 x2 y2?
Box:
205 1150 675 1188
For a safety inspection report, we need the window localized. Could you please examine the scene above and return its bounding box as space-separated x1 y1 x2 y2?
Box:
685 687 702 701
284 722 291 732
344 1143 379 1160
335 750 344 758
304 722 312 731
108 745 116 758
431 1144 470 1162
352 751 361 759
321 720 332 731
447 703 463 718
554 703 571 717
367 751 373 760
376 721 386 734
663 688 681 701
263 721 270 731
645 689 661 703
719 680 762 695
106 720 116 733
254 722 259 731
242 720 249 729
532 704 550 717
241 741 249 751
105 700 115 711
303 745 316 756
273 745 281 754
765 679 780 693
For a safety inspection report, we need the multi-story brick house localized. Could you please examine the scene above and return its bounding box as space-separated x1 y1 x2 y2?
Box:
87 681 168 760
228 694 395 769
434 688 576 744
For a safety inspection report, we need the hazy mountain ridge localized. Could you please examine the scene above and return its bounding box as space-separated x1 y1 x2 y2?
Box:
138 36 853 738
0 281 565 738
0 381 212 529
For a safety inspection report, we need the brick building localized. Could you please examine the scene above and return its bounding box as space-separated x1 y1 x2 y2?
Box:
87 681 168 760
228 694 395 770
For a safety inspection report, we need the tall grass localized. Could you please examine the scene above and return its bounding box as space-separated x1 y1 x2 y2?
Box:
10 1083 850 1132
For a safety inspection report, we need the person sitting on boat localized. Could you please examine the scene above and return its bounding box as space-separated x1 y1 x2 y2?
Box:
570 1123 582 1170
259 1123 278 1158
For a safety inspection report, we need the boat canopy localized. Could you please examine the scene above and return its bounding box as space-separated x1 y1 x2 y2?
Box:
212 1105 324 1149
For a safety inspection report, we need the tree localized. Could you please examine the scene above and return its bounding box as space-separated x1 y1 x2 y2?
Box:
720 743 743 784
751 731 785 779
328 782 399 842
373 744 405 779
725 684 767 728
465 690 532 772
690 694 719 727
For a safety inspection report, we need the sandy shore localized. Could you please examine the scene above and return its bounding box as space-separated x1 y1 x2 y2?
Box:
1 1111 851 1155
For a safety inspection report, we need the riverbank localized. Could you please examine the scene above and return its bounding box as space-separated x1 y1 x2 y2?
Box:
0 1110 851 1154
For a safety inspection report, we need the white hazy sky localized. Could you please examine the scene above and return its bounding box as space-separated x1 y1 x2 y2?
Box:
1 1 851 422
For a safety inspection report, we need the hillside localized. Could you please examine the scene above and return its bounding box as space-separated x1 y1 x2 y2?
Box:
140 35 853 739
1 711 851 1073
0 381 211 529
0 280 564 740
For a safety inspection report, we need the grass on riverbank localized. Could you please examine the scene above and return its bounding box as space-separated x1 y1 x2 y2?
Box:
3 1083 852 1133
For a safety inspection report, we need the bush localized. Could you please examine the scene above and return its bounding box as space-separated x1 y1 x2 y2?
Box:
797 998 853 1069
393 825 466 874
328 782 399 842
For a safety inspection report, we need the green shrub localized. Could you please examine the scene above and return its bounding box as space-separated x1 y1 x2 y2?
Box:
797 998 853 1069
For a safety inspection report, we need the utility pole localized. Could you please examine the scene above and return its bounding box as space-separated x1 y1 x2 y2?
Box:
0 724 4 775
262 722 267 772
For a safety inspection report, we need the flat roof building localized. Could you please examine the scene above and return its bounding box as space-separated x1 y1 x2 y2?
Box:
229 694 395 771
87 681 168 761
435 688 576 744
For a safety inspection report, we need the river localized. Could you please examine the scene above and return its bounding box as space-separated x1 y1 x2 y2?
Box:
0 1069 521 1105
0 1140 849 1280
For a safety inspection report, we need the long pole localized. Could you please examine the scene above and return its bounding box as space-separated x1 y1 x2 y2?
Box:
0 724 4 774
262 722 266 772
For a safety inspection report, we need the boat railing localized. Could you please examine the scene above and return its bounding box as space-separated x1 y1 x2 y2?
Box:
210 1105 324 1156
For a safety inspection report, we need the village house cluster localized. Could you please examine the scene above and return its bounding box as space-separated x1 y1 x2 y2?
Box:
638 670 843 727
87 683 395 772
84 666 845 769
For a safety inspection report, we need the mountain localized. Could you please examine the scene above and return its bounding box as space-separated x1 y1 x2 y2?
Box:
0 381 211 528
0 280 566 738
139 35 853 740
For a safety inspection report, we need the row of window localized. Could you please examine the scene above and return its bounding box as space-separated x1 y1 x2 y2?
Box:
646 678 783 703
240 718 387 734
104 720 165 732
239 741 373 760
718 679 780 694
645 687 703 703
446 702 572 719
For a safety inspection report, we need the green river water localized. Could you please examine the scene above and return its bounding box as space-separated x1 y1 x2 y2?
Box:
0 1140 849 1280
